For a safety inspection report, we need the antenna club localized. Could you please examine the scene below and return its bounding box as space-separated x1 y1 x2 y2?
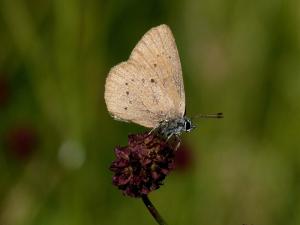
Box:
216 113 224 118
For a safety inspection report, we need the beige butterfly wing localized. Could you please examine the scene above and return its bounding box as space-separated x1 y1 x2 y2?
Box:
104 24 185 128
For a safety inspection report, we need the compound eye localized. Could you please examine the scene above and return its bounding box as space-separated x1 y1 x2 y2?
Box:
185 121 191 131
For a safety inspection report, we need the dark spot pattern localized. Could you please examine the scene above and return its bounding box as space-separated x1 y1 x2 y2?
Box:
126 91 129 95
125 82 128 86
150 79 155 83
124 107 128 110
153 63 157 67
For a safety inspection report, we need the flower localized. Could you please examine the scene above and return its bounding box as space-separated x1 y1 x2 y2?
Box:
0 76 10 108
110 132 177 197
5 125 37 160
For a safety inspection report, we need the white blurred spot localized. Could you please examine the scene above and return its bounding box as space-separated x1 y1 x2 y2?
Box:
58 139 85 170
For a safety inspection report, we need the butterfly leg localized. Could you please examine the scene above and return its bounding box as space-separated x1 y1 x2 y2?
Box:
148 120 166 135
173 135 181 151
166 133 174 141
166 133 181 150
148 125 160 135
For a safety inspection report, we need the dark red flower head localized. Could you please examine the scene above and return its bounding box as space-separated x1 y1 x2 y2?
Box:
110 132 177 198
0 76 10 108
6 125 37 160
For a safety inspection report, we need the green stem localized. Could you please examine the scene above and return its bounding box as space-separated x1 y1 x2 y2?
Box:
142 195 168 225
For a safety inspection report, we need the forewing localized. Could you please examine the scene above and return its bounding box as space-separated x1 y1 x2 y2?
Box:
104 24 185 128
130 24 185 116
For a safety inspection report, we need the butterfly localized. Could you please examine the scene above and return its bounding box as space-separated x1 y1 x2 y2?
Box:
104 24 221 140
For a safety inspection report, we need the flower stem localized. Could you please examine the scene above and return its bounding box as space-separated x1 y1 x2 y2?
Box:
142 195 168 225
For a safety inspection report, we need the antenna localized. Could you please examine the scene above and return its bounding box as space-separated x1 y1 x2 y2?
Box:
193 112 223 119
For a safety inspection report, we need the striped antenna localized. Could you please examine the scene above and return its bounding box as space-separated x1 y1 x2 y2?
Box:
193 113 223 119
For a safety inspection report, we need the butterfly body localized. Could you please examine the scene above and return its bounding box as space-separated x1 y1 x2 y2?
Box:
156 117 195 139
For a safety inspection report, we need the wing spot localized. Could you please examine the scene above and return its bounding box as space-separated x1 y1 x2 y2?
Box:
153 63 157 67
124 107 128 110
126 91 129 95
129 101 132 104
125 82 128 85
168 56 172 59
131 79 134 82
150 78 155 83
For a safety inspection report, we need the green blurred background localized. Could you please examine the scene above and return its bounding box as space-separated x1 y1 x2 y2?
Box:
1 0 300 225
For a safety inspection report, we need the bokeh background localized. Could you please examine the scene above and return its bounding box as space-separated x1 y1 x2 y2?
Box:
1 0 300 225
